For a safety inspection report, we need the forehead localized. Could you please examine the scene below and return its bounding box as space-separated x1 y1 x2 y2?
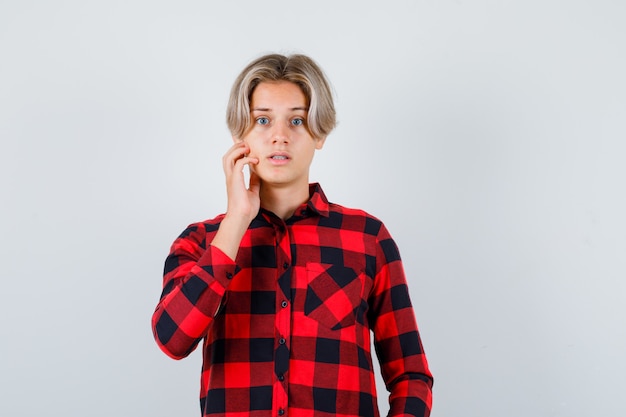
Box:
250 81 308 109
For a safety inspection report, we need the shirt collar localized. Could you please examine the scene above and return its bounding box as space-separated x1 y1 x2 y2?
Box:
306 183 330 218
257 183 330 223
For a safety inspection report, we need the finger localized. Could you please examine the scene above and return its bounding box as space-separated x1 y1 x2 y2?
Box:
223 143 249 171
225 142 247 161
233 156 258 172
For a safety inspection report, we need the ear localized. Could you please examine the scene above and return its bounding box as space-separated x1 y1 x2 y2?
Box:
314 136 327 150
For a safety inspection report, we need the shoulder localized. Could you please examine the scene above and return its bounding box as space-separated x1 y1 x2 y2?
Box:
174 213 226 243
326 201 389 238
326 202 401 264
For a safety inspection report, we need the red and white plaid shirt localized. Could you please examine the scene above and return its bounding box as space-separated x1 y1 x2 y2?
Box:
152 183 433 416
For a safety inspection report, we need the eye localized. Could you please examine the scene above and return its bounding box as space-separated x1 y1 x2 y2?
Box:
256 117 270 126
291 118 305 127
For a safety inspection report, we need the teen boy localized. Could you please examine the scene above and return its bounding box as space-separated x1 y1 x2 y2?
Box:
152 53 433 416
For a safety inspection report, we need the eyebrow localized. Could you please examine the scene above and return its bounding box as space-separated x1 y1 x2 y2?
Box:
251 107 309 112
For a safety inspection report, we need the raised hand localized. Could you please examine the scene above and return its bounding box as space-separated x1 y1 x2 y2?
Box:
211 141 260 260
222 141 260 223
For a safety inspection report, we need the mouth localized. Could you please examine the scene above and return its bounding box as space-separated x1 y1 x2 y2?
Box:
269 152 290 160
268 152 290 165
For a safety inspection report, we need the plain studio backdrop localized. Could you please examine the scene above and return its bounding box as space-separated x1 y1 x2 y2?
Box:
1 1 624 416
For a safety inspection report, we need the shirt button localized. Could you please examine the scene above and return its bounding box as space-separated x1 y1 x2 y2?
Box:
278 409 285 416
281 300 288 308
279 337 286 345
278 374 285 381
283 262 289 269
225 272 233 279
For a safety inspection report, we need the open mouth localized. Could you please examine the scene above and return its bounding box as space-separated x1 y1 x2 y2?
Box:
271 155 288 160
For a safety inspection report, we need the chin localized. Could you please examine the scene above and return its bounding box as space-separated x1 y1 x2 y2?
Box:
259 175 301 188
254 170 287 183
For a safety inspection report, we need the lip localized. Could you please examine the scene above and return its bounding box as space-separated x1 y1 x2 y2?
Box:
267 152 291 165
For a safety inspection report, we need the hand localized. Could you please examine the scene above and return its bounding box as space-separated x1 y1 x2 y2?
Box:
222 141 260 225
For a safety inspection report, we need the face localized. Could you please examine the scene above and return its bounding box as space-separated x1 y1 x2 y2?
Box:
239 81 325 189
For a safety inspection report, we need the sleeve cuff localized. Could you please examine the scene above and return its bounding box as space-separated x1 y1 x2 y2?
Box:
194 244 240 287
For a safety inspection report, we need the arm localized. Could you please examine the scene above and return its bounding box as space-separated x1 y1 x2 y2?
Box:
151 141 260 359
151 225 238 359
369 224 433 417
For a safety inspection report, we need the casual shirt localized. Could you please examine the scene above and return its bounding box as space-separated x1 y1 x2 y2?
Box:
152 183 433 416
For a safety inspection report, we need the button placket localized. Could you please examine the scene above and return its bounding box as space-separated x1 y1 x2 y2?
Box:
273 219 291 416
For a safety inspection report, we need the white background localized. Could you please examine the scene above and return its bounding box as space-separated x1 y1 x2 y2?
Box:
1 1 625 416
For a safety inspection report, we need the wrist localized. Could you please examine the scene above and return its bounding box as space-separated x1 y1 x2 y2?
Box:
221 211 253 233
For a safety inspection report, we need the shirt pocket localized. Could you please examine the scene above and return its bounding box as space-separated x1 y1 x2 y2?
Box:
304 262 365 330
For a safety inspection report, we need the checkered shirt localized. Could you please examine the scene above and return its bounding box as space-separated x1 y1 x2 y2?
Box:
152 183 433 416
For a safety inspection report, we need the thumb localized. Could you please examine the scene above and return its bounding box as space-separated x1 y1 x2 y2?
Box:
249 170 261 193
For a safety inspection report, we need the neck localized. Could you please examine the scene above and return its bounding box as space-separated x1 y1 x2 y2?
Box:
260 182 310 220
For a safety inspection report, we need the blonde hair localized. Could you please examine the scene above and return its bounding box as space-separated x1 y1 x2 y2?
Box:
226 53 336 140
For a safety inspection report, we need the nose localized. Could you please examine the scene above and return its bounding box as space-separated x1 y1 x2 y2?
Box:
271 122 289 144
